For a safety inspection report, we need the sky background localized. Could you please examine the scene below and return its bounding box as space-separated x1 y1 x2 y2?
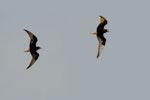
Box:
0 0 150 100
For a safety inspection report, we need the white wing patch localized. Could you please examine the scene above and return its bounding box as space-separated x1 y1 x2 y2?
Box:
97 37 105 58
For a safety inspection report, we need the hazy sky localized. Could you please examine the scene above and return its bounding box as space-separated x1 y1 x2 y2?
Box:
0 0 150 100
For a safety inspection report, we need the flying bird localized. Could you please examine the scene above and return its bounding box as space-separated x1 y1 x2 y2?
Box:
91 16 109 58
24 29 41 69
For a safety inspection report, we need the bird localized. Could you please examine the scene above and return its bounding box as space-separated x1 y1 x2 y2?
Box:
91 16 109 58
24 29 41 69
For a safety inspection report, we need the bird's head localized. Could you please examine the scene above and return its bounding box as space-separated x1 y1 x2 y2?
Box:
37 46 42 50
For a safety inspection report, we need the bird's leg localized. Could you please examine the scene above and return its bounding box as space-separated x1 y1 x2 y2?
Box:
24 49 30 52
90 32 97 35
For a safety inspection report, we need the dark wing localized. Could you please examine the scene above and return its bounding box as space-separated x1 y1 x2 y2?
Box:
97 36 106 58
24 29 38 48
26 52 39 69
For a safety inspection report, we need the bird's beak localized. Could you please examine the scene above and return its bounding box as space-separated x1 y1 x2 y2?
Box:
107 30 110 32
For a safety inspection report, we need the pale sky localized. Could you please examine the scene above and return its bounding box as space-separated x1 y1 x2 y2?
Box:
0 0 150 100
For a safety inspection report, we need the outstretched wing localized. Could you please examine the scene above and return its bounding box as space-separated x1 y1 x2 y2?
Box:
24 29 38 48
26 52 39 69
100 16 107 26
97 16 108 33
97 37 106 58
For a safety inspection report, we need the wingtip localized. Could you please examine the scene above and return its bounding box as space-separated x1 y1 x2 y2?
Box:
97 55 99 58
99 15 104 18
24 29 28 32
26 66 30 70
